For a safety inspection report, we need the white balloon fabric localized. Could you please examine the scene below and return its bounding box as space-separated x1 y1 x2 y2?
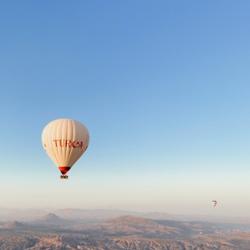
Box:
42 118 89 178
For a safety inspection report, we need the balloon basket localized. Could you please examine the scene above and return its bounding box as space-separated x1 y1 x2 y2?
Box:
60 175 68 179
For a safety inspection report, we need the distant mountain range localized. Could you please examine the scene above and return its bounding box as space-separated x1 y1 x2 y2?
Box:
1 208 250 225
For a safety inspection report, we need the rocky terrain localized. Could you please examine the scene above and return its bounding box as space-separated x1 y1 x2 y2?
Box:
0 214 250 249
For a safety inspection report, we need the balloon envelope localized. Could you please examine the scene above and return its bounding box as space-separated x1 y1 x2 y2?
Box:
41 118 89 177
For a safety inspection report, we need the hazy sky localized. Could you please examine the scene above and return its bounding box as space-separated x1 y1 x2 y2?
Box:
1 1 250 216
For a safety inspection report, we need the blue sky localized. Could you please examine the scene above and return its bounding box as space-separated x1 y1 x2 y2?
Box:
0 1 250 215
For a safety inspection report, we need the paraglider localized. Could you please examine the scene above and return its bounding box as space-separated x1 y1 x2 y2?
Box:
212 200 217 207
41 118 89 179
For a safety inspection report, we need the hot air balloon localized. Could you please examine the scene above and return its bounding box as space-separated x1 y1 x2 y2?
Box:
41 118 89 179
